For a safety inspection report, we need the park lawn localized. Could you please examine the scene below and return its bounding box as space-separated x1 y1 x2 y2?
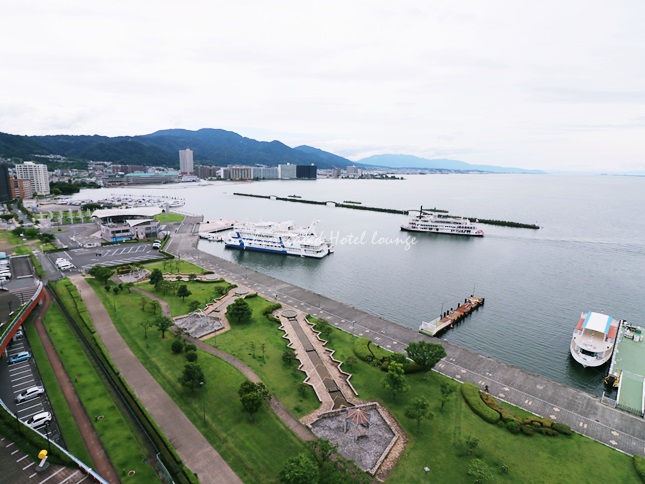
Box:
135 279 234 316
0 230 24 246
42 299 159 481
313 321 639 483
23 313 93 466
144 259 204 275
154 213 185 223
212 295 320 418
87 279 306 482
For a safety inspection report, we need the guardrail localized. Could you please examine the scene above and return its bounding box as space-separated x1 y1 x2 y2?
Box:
0 281 45 356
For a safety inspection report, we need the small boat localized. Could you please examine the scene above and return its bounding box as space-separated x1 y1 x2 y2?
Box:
198 233 223 242
570 311 622 367
401 206 484 237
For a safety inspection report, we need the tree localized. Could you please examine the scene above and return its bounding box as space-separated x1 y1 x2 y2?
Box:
405 397 432 434
405 341 447 379
466 436 479 455
148 300 161 315
238 380 270 401
468 459 494 483
185 350 198 362
149 268 163 286
188 300 200 312
439 381 456 411
155 279 173 295
171 339 184 353
140 297 148 311
238 380 270 421
178 362 205 393
39 232 55 243
155 316 173 338
123 282 134 293
303 439 370 484
88 265 115 284
188 273 197 281
140 319 155 339
381 361 409 400
177 284 192 301
279 454 318 484
227 298 252 324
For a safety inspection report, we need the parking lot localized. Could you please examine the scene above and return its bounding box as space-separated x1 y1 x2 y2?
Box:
0 334 60 443
48 242 162 274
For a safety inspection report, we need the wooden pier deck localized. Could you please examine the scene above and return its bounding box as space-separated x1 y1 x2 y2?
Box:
419 296 484 336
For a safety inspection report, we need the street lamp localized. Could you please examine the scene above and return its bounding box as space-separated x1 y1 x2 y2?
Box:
45 422 51 454
351 320 355 332
424 466 430 481
8 300 13 316
200 381 205 425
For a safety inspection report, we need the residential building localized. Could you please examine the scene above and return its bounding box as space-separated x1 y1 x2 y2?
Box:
296 164 317 179
0 163 11 202
278 164 297 179
252 167 279 179
10 178 33 199
15 162 50 195
346 166 362 179
179 149 194 174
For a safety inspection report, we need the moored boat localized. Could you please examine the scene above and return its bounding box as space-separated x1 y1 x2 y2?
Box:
570 311 621 367
401 206 484 236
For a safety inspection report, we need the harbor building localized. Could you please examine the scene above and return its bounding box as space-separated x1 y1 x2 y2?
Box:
15 161 50 195
179 148 194 174
124 172 179 185
92 207 163 242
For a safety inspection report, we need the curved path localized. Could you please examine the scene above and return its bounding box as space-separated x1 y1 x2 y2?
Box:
69 275 241 484
34 289 119 482
166 215 645 458
132 286 315 442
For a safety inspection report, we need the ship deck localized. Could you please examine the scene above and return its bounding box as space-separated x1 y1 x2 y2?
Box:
607 324 645 415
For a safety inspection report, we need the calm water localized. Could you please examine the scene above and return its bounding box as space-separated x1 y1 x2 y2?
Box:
74 174 645 395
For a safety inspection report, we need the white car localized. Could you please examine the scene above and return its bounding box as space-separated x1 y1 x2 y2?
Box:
25 411 52 428
16 386 45 403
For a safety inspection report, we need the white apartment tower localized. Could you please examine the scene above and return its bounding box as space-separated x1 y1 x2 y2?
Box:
179 149 194 174
15 161 50 195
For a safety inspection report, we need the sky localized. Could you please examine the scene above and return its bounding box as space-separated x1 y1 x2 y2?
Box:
1 1 645 172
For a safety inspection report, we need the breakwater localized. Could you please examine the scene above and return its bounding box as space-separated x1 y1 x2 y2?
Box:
233 192 540 229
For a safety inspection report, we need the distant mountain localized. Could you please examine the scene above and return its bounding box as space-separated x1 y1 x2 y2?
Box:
0 128 355 169
358 154 543 174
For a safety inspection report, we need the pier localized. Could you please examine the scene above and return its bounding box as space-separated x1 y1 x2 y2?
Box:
165 215 645 458
419 296 484 336
197 220 235 234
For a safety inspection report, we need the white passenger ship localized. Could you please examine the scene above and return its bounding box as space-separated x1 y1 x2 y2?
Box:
401 207 484 237
225 220 333 258
570 311 621 367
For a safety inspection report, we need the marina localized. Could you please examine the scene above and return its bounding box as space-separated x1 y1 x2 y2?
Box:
419 296 485 336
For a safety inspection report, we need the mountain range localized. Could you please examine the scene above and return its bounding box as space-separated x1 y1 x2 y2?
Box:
0 128 538 173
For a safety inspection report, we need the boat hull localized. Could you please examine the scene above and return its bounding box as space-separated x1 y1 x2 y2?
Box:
401 226 484 237
224 242 329 258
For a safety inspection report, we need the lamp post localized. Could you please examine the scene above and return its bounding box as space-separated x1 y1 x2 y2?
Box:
8 300 13 316
424 466 430 481
45 421 51 454
200 381 205 425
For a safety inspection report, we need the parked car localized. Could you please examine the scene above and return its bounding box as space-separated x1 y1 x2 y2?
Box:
14 328 23 339
15 386 45 403
25 411 52 428
8 351 31 364
152 242 161 249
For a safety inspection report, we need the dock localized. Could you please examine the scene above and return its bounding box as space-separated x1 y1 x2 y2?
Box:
419 296 484 337
198 220 235 234
603 321 645 416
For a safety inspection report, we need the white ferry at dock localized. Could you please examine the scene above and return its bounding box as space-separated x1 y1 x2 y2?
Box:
225 220 333 258
401 206 484 237
570 311 622 367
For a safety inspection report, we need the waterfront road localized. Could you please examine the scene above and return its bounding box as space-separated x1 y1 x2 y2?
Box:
166 215 645 458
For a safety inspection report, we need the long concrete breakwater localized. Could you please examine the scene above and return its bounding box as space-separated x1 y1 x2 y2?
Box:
166 215 645 457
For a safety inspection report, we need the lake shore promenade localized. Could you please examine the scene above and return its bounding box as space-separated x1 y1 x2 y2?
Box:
166 215 645 458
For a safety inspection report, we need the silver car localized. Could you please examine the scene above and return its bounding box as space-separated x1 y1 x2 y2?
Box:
25 411 52 428
16 386 45 403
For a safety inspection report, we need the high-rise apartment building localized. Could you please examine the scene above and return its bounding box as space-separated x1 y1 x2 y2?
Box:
0 162 12 202
15 161 49 195
179 149 194 174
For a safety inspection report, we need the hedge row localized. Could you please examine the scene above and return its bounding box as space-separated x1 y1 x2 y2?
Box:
634 455 645 483
461 383 501 424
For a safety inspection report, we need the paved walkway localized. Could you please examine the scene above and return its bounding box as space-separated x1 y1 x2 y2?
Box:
34 289 119 483
165 216 645 458
68 275 241 484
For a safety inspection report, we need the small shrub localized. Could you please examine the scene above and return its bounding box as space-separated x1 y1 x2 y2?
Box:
185 351 198 362
519 425 534 436
552 422 573 436
184 343 197 353
505 420 520 434
171 339 184 354
353 338 374 362
633 455 645 482
461 383 500 424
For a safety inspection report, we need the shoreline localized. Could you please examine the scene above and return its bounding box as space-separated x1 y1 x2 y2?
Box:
164 214 645 457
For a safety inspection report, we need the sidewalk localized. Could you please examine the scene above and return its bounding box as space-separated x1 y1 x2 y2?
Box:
69 275 241 484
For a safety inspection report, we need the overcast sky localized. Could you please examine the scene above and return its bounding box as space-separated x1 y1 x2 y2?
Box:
2 1 644 172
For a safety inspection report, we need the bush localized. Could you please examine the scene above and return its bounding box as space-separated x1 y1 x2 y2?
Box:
185 351 198 362
552 422 573 436
262 303 282 315
505 420 520 434
171 339 184 354
633 455 645 482
353 338 374 362
519 425 534 436
461 383 500 424
184 343 197 353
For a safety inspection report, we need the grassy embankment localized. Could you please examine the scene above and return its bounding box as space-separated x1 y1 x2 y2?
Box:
88 278 306 483
41 292 159 480
307 317 638 483
154 213 185 223
23 313 93 466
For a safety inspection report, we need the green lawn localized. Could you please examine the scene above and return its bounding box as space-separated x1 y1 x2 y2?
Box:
88 279 306 482
211 295 321 418
42 298 159 481
154 213 185 223
23 313 93 466
145 259 206 275
314 321 640 483
135 279 234 317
